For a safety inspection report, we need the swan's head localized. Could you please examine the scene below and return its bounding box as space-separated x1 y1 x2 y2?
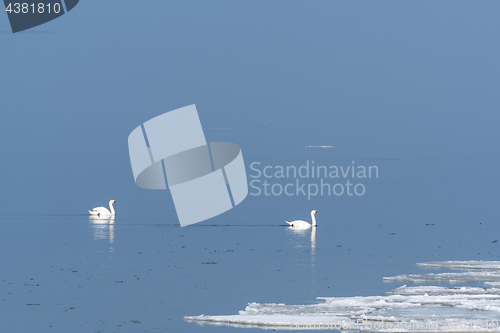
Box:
111 200 117 205
312 210 318 215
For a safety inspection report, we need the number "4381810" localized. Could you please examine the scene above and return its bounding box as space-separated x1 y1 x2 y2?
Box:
5 2 61 14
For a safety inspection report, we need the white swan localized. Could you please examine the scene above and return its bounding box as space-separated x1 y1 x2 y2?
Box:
286 210 318 229
89 200 116 216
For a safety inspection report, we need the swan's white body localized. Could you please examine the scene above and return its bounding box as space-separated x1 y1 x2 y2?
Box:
89 200 116 216
89 215 115 224
286 210 318 229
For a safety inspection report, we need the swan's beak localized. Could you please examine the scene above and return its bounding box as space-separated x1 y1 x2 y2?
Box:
315 212 318 215
114 202 117 205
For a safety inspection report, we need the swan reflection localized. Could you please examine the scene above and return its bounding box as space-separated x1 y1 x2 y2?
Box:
286 225 317 295
311 226 316 255
286 226 317 264
89 215 115 243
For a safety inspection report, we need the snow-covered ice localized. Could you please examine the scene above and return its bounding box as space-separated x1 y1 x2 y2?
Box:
186 261 500 331
385 261 500 285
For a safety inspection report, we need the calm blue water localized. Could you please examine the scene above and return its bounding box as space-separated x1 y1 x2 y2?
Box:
1 170 498 333
2 1 500 331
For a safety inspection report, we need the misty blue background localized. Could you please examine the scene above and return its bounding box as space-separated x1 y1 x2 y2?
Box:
0 0 500 332
2 1 500 332
1 1 500 226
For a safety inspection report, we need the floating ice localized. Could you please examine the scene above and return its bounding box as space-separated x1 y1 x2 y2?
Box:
417 261 500 270
383 271 500 284
384 261 500 285
185 261 500 331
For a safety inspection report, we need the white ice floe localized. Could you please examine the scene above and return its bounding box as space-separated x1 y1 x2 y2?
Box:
384 261 500 285
185 261 500 331
417 261 500 270
383 271 500 284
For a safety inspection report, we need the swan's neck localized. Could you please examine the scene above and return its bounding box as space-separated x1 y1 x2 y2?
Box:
311 212 316 226
109 201 115 215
